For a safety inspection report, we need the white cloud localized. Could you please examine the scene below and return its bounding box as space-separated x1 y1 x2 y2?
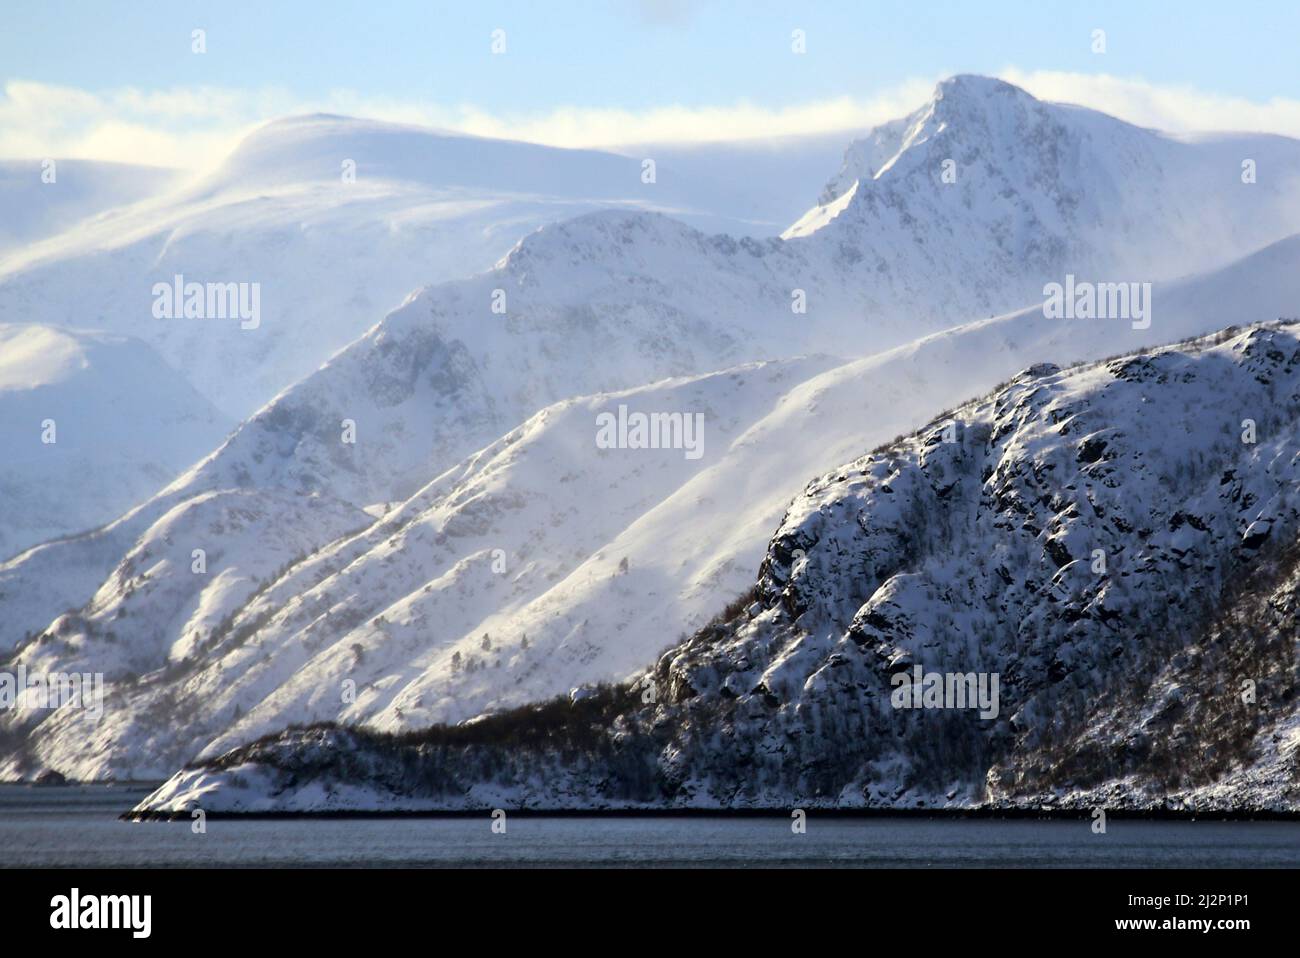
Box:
999 69 1300 138
446 84 937 148
0 76 939 169
0 80 289 169
4 71 1300 172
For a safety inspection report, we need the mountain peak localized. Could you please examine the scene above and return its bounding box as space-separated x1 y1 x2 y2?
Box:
927 74 1042 128
805 75 1043 207
931 73 1031 104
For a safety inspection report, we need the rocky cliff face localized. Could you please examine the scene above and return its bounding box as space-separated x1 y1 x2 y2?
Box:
131 322 1300 815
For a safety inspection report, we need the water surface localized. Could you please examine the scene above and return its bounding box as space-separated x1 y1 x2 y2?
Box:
4 785 1299 868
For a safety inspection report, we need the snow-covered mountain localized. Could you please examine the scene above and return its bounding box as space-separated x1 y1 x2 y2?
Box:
130 321 1300 814
797 76 1300 284
0 357 834 779
0 324 232 561
8 75 1300 782
0 114 794 420
0 115 822 551
6 224 1299 782
9 76 1300 423
16 76 1300 507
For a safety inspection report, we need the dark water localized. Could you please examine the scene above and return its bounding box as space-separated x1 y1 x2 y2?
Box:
3 785 1300 868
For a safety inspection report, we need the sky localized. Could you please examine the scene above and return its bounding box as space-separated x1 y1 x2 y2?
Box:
3 0 1300 168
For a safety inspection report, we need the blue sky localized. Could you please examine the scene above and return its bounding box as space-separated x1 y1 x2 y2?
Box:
3 1 1300 166
5 0 1296 108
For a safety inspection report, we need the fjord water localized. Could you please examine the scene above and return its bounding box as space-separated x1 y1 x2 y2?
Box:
3 786 1299 868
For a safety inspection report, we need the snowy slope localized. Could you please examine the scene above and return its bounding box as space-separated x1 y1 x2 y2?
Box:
0 194 913 653
7 227 1299 781
0 357 835 779
176 232 1300 738
131 321 1300 814
0 114 793 419
0 114 814 564
378 238 1300 729
0 159 180 253
197 114 773 224
0 324 232 561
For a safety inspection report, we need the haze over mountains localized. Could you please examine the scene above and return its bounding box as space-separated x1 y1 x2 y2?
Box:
0 158 182 253
2 76 1300 801
7 76 1300 551
0 113 787 422
0 324 231 559
0 112 813 553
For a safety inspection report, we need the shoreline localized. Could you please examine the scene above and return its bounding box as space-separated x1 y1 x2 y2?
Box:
5 781 1293 823
121 805 1300 823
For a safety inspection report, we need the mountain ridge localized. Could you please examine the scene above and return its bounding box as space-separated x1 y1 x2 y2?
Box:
127 320 1300 814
